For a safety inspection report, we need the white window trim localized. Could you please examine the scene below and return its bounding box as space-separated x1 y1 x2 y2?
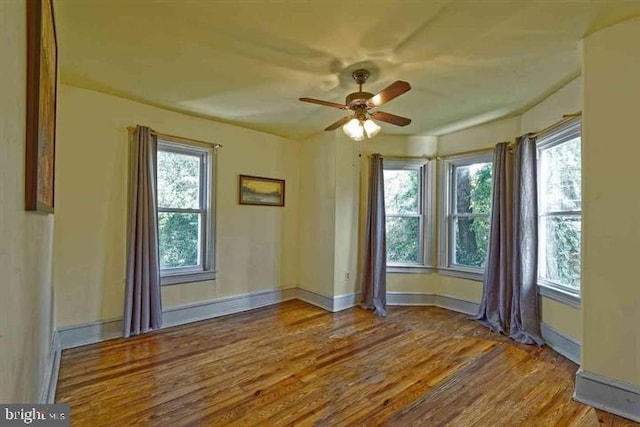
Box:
384 158 436 273
438 150 493 280
158 138 217 286
536 118 582 305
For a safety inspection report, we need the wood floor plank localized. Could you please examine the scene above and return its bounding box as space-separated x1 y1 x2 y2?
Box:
56 300 639 426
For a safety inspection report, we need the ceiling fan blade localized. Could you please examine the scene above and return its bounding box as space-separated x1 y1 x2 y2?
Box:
299 97 347 110
367 81 411 107
325 116 352 131
370 111 412 127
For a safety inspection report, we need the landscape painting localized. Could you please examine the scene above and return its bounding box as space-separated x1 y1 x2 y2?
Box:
25 0 58 213
239 175 285 207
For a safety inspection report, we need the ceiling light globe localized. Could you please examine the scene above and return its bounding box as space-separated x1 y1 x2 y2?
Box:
343 118 365 141
363 119 381 138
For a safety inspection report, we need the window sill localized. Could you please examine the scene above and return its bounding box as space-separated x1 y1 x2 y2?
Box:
438 267 484 282
387 265 435 274
161 270 217 286
537 284 581 309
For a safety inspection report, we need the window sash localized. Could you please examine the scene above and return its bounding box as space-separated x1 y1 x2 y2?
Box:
383 160 434 268
386 214 425 266
536 118 582 296
452 163 492 216
157 139 215 282
449 213 490 270
157 148 206 211
438 151 493 276
537 211 581 292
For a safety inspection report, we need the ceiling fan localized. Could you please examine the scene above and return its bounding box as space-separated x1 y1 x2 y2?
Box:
299 69 412 141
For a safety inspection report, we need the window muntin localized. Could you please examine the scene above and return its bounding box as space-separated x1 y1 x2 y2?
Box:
537 121 581 294
383 160 434 269
157 140 215 283
439 152 493 276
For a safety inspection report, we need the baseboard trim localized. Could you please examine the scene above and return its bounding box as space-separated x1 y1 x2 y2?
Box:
387 292 436 306
57 317 123 349
295 288 334 311
162 288 298 328
386 292 480 316
57 288 299 349
39 330 61 403
435 295 479 315
541 323 580 364
333 292 359 312
574 369 640 422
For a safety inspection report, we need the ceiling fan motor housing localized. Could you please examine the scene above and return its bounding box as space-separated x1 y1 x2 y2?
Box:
346 91 374 108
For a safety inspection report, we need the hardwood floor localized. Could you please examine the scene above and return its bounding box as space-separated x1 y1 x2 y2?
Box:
56 300 637 426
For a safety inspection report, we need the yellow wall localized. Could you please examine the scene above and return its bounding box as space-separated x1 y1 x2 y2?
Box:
298 133 337 297
437 116 521 155
0 0 55 402
582 17 640 386
521 76 582 133
54 85 299 327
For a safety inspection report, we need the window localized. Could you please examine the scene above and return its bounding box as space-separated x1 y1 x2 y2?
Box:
157 139 216 285
439 152 493 278
383 159 434 271
537 119 581 298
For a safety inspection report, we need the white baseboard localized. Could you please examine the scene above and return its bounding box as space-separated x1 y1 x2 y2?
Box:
57 318 123 349
386 292 480 316
57 288 299 349
541 323 580 364
39 330 61 404
162 288 298 328
294 288 334 312
574 369 640 422
333 292 359 312
387 292 436 306
435 295 479 315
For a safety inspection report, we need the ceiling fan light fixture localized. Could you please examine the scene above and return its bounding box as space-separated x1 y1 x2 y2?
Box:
343 118 365 141
363 119 381 138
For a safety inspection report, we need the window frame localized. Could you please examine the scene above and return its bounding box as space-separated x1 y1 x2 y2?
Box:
383 158 435 273
157 137 217 286
536 118 582 305
438 151 493 280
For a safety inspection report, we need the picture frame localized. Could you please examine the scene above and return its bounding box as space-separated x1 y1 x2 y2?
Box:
239 175 285 207
25 0 58 213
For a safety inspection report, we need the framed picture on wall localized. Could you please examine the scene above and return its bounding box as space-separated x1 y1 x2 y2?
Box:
25 0 58 213
239 175 285 207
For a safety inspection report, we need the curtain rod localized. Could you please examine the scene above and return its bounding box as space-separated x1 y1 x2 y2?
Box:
529 111 581 138
362 154 433 161
436 146 494 160
128 127 223 148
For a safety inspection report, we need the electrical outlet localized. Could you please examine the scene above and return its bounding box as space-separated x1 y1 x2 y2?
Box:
345 272 350 280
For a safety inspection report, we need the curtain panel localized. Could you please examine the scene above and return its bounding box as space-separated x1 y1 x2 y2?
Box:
358 153 387 316
476 136 543 345
123 125 163 338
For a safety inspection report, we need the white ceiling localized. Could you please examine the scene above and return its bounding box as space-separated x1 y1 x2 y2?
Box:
54 0 640 140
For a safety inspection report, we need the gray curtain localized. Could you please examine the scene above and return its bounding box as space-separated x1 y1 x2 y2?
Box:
123 125 163 338
359 153 387 316
476 136 543 345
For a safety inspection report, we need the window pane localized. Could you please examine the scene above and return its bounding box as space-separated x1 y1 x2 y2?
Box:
158 212 201 269
158 150 201 209
540 215 581 290
454 216 490 267
384 169 419 214
386 216 420 264
454 163 492 214
539 137 581 213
